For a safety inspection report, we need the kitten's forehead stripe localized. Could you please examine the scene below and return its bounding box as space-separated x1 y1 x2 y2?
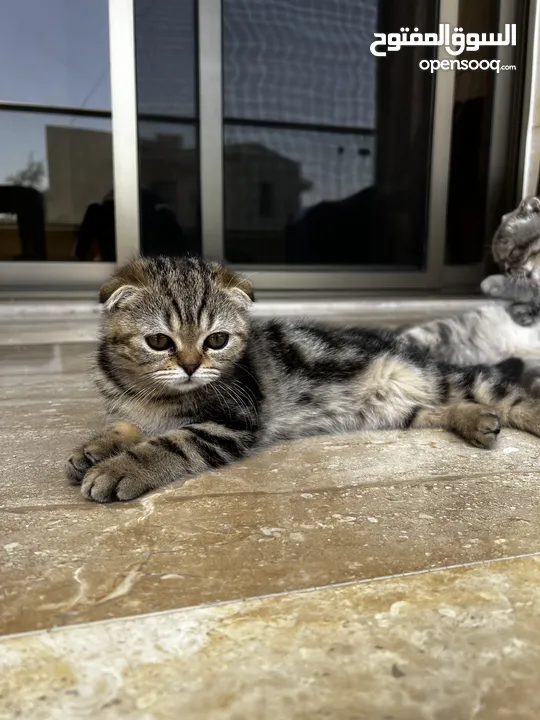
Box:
197 280 210 326
168 291 184 327
164 307 174 332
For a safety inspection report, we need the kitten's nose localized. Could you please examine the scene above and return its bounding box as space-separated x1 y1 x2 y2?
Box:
181 362 200 377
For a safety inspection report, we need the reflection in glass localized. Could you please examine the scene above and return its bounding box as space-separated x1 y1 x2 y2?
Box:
223 0 436 267
0 0 114 262
138 123 200 256
224 126 374 264
0 112 113 261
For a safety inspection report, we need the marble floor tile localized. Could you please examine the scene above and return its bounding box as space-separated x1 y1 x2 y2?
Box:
3 302 540 718
2 556 540 719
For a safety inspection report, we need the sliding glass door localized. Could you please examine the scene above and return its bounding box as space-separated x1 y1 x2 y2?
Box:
0 0 525 294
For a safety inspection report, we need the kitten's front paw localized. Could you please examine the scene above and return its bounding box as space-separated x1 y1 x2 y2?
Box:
66 449 92 486
66 421 143 486
81 451 154 503
480 274 506 298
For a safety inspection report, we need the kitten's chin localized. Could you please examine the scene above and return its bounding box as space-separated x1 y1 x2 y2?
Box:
168 375 218 393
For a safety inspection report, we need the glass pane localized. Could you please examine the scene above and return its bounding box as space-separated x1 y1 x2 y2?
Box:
0 112 114 262
224 1 376 128
445 0 499 266
224 125 374 264
138 122 200 257
223 0 437 267
135 0 197 118
0 0 110 111
135 0 201 256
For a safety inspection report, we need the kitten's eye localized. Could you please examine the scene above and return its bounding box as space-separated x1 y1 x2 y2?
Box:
204 332 229 350
145 334 174 351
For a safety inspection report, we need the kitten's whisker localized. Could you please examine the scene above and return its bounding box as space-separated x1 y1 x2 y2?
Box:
215 382 248 418
112 371 169 407
233 362 262 390
230 380 259 414
217 380 259 423
208 383 233 421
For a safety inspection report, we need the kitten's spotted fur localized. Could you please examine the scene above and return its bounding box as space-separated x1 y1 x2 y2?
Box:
68 256 540 503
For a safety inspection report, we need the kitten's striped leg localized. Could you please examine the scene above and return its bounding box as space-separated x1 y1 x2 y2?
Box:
66 420 143 485
436 364 540 441
499 395 540 436
409 402 501 449
80 422 256 503
361 357 532 448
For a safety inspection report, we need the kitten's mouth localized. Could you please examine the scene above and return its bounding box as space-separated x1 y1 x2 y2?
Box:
169 374 214 392
147 369 219 393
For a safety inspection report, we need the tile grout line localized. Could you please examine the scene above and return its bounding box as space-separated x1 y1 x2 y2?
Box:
2 549 540 643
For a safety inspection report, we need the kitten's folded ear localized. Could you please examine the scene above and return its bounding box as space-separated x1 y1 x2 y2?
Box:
212 264 255 307
99 259 148 310
100 284 139 311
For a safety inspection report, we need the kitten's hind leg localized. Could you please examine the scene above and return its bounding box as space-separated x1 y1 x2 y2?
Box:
448 366 540 438
499 396 540 438
508 302 540 327
66 420 143 485
410 402 501 449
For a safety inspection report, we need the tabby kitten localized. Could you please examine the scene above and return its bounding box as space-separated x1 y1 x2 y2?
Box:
481 195 540 327
67 255 540 504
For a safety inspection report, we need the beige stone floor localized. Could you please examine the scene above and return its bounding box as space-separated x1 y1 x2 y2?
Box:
2 300 540 719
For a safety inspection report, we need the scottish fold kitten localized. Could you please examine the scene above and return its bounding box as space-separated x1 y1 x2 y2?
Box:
481 195 540 326
67 256 540 503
